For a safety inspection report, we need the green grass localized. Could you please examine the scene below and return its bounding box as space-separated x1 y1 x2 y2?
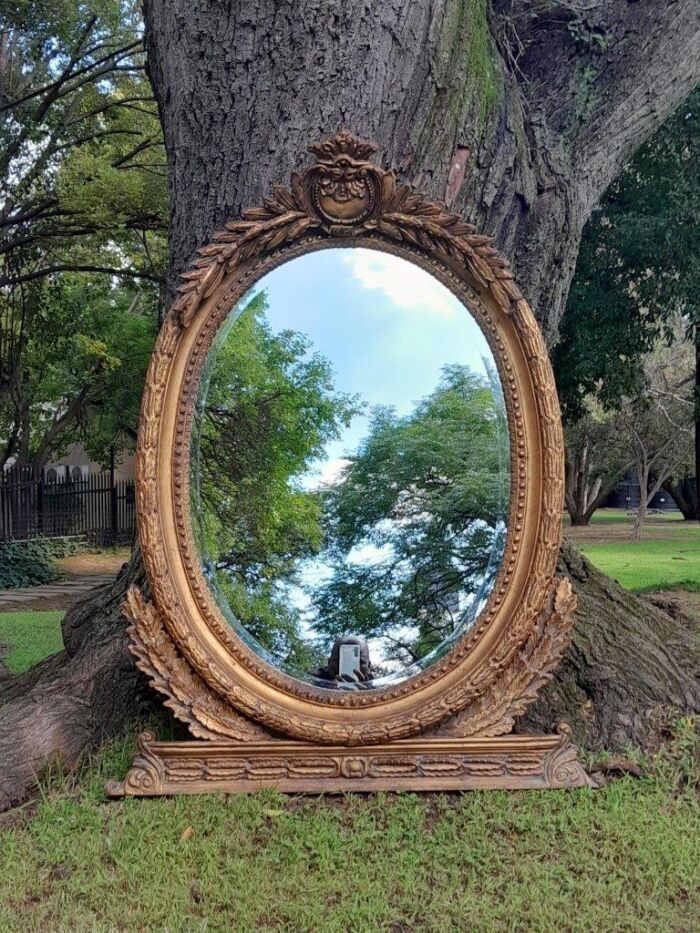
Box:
579 537 700 592
0 726 698 933
0 611 65 674
586 509 685 525
1 522 699 929
565 512 700 593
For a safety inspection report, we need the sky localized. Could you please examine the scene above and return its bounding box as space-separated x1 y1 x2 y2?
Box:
241 247 498 486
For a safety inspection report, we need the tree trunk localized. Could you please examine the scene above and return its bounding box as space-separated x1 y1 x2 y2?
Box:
632 465 649 540
2 0 700 809
0 549 153 812
519 542 700 750
565 456 605 526
695 330 700 523
663 474 698 521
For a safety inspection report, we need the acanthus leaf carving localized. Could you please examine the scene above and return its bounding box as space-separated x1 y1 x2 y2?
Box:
123 585 268 742
169 131 522 332
130 131 572 751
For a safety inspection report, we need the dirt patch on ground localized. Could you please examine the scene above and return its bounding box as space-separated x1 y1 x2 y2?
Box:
0 594 78 613
565 517 695 546
645 590 700 632
56 548 130 578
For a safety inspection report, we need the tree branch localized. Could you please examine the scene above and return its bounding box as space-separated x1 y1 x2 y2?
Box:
0 265 163 287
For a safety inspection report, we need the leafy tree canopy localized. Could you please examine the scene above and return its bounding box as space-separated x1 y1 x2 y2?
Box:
0 273 156 469
1 0 166 469
553 86 700 421
1 0 166 288
193 292 361 672
311 364 509 668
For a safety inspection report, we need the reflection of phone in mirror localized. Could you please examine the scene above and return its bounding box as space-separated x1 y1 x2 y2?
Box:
338 644 361 681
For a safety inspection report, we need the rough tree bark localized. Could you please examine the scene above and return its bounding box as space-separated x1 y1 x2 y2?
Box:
0 549 151 811
2 0 700 809
520 542 700 750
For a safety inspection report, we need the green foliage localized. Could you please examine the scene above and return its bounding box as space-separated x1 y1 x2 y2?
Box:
1 0 166 282
461 0 500 130
314 365 509 664
554 87 700 420
1 0 166 470
0 722 698 932
1 274 157 468
0 609 64 671
193 292 360 673
0 538 64 588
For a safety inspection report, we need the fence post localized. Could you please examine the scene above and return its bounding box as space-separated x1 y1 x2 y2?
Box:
37 469 44 535
110 446 118 543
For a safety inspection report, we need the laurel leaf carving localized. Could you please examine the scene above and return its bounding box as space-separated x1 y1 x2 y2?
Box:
131 132 566 745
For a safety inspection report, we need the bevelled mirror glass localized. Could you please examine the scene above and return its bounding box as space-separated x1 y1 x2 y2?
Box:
190 247 510 689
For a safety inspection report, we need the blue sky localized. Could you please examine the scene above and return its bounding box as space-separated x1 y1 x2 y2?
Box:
241 247 497 485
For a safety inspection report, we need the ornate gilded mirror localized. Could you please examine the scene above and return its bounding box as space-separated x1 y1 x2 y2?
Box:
109 133 589 796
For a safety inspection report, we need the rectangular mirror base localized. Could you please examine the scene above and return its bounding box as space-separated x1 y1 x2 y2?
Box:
106 730 592 797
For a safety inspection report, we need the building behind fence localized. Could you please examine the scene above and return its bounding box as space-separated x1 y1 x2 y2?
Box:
0 464 135 544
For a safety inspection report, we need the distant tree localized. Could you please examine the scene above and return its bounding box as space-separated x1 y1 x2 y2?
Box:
0 274 157 472
553 86 700 518
663 468 698 522
0 0 165 289
623 340 694 539
311 365 509 665
564 406 633 526
194 292 360 674
0 0 167 470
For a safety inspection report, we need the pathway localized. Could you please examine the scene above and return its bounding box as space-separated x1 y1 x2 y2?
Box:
0 574 116 608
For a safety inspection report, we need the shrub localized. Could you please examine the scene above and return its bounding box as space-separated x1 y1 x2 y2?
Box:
0 538 67 589
45 536 83 558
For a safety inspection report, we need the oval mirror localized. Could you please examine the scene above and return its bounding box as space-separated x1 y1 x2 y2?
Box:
190 247 510 689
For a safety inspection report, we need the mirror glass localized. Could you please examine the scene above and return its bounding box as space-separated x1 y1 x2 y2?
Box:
190 248 510 689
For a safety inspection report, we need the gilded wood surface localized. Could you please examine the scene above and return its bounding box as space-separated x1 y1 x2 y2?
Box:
106 726 592 796
125 576 576 742
131 131 571 745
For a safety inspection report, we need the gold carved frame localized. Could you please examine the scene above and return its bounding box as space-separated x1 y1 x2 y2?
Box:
109 132 590 795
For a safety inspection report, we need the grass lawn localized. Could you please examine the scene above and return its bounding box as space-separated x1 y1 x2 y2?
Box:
1 517 698 930
0 610 65 674
0 728 698 933
566 510 700 593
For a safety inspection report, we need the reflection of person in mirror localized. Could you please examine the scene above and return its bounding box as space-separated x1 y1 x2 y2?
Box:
311 635 374 689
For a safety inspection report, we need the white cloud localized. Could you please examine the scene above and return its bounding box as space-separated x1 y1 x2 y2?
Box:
300 457 350 491
343 250 459 318
317 457 350 485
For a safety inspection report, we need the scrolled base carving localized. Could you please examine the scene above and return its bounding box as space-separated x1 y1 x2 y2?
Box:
107 726 591 796
113 583 587 794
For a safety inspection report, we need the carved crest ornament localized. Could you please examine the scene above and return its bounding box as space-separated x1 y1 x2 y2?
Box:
107 132 591 796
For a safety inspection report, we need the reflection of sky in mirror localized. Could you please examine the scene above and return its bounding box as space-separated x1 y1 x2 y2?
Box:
194 246 509 686
247 248 495 486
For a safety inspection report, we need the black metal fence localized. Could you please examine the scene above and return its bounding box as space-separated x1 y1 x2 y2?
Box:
602 473 676 512
0 465 135 543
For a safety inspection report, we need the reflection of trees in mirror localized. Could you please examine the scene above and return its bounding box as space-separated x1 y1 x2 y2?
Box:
191 290 361 674
192 289 509 687
312 364 509 676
